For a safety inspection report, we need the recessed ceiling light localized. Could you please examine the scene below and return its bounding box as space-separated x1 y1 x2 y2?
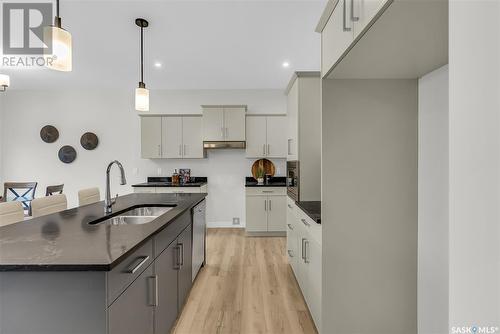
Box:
154 62 162 68
282 61 290 68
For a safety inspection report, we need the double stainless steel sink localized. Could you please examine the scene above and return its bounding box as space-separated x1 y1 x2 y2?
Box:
90 206 175 226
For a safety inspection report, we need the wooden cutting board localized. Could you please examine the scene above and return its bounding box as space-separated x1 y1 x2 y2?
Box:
251 159 276 179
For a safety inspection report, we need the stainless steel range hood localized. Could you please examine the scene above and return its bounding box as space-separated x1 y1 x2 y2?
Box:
203 141 246 149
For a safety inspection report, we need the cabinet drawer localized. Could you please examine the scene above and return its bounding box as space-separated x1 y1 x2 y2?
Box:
107 239 154 305
245 187 286 196
154 211 191 257
296 208 322 245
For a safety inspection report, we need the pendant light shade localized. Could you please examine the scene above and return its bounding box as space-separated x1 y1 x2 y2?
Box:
135 86 149 111
44 0 72 72
0 74 10 92
135 18 149 112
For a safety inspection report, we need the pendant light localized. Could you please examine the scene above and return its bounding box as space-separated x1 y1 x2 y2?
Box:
44 0 72 72
135 18 149 112
0 74 10 92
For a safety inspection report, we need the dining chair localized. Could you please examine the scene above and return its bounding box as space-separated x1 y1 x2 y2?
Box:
78 187 100 206
31 194 67 218
46 184 64 196
0 201 24 227
3 182 38 216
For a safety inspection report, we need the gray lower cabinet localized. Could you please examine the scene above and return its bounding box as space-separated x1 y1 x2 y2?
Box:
177 224 193 310
155 241 180 334
108 264 155 334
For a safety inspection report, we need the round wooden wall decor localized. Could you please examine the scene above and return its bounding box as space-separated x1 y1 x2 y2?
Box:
58 146 77 164
40 125 59 143
251 159 276 179
80 132 99 150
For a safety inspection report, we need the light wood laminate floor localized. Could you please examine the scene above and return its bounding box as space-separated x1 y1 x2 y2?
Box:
172 228 317 334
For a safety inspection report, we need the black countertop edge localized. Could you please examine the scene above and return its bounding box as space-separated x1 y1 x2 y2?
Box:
132 182 207 188
245 176 287 187
295 200 321 224
133 176 208 188
0 193 207 272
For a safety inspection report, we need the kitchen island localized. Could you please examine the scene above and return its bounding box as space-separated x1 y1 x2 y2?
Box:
0 193 207 334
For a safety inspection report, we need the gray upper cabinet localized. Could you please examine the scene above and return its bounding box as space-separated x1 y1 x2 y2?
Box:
108 264 155 334
202 105 246 142
246 115 287 159
141 115 204 159
155 241 179 334
141 116 162 159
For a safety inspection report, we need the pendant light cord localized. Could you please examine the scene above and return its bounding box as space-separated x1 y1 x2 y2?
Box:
140 26 144 84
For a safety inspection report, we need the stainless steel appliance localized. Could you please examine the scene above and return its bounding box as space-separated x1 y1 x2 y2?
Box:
287 161 299 201
192 199 206 281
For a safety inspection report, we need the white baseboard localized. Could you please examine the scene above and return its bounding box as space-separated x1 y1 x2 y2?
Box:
207 221 246 228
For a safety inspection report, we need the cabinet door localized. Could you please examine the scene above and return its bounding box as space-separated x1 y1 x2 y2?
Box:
295 224 309 297
287 80 299 161
306 237 322 332
353 0 390 38
266 116 287 158
108 264 154 334
321 0 354 76
245 116 267 158
162 117 183 159
182 117 204 158
202 108 224 141
245 196 268 232
155 242 179 334
177 224 193 311
141 116 162 159
267 196 286 232
224 107 246 141
286 202 298 272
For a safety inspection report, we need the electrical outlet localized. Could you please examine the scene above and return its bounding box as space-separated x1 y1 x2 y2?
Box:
232 217 240 225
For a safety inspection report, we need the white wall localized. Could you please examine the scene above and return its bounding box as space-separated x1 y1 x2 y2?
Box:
418 65 449 334
449 1 500 329
0 89 286 227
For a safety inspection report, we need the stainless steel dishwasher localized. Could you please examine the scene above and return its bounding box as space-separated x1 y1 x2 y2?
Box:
192 199 206 281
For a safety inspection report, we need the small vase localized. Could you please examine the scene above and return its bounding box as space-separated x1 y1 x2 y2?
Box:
257 177 264 185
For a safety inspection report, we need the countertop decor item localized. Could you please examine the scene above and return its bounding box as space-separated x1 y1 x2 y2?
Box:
40 125 59 143
251 159 275 181
179 169 191 184
58 145 77 164
0 74 10 92
80 132 99 150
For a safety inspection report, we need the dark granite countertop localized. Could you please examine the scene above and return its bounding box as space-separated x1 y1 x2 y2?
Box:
0 193 206 272
132 176 207 188
245 176 287 187
295 201 321 224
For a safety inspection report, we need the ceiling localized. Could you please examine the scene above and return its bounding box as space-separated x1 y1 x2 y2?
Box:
1 0 326 90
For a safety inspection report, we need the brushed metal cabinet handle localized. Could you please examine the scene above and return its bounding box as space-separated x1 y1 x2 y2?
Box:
301 218 311 227
304 240 310 263
179 243 184 267
264 199 267 211
287 204 293 209
124 255 149 274
263 144 266 156
267 144 270 156
351 0 359 21
343 0 352 32
174 246 181 269
301 238 306 260
287 139 292 155
184 144 187 157
288 250 294 258
269 199 272 211
147 275 158 306
287 223 294 230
